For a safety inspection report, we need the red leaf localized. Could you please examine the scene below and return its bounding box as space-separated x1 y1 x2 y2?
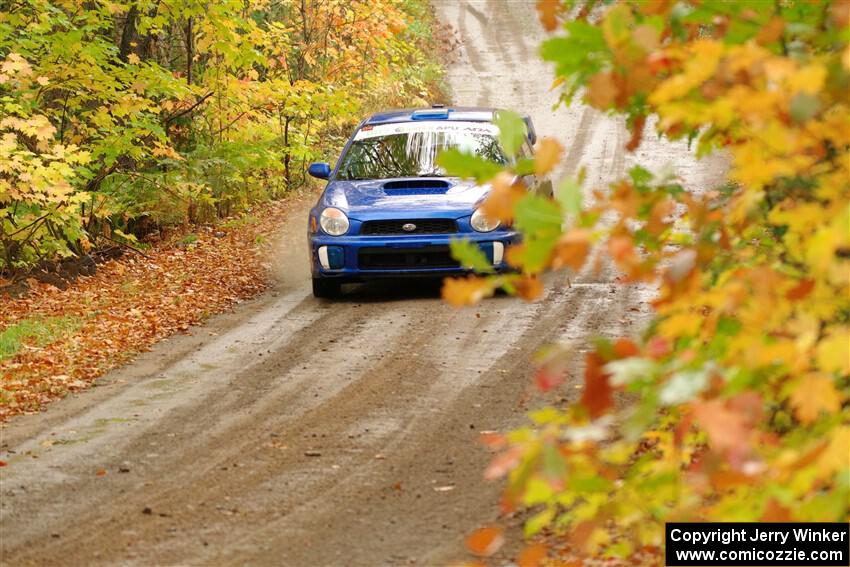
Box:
580 353 613 418
786 279 815 300
534 364 564 392
626 114 646 151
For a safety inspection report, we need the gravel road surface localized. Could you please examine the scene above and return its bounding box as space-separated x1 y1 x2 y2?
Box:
0 2 725 565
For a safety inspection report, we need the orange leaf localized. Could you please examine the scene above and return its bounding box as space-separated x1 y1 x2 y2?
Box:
96 468 107 477
534 137 563 176
586 72 618 109
442 276 495 306
536 0 561 31
515 276 544 301
481 172 525 223
789 374 840 424
613 338 640 358
518 543 547 567
691 399 751 452
552 229 590 271
626 114 646 151
608 235 635 263
466 526 505 557
761 498 794 522
580 353 613 418
756 16 785 45
479 431 506 448
485 447 522 480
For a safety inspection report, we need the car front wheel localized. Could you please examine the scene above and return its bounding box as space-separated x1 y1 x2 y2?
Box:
312 278 340 299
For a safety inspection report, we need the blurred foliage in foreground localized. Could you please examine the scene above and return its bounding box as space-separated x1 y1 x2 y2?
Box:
0 0 444 273
442 0 849 562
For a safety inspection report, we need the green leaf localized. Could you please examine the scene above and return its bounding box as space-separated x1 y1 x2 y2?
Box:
436 148 504 182
540 21 610 98
568 475 613 492
790 92 820 123
493 109 527 158
555 177 583 215
514 194 562 236
450 238 494 274
524 507 555 537
516 235 559 273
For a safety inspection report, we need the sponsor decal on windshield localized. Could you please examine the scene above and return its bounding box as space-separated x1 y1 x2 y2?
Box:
354 121 499 140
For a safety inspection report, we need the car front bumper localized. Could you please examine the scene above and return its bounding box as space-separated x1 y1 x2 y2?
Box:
309 231 519 281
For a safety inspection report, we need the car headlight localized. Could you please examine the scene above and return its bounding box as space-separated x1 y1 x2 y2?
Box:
470 208 500 232
319 207 349 236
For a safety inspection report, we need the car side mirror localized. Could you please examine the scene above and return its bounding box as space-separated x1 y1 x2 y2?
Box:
308 162 331 180
523 115 537 145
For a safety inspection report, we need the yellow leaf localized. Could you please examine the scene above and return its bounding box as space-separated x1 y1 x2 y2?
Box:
789 374 841 424
650 40 723 104
533 137 563 176
658 312 702 338
787 64 827 96
817 426 850 476
127 53 140 65
816 328 850 374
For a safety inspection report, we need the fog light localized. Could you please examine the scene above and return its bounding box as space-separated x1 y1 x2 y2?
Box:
492 241 504 264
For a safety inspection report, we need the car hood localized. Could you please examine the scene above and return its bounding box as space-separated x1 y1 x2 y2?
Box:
320 178 489 219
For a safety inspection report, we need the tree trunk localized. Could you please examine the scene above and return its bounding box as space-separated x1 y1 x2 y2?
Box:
118 5 139 62
283 115 292 187
185 17 193 84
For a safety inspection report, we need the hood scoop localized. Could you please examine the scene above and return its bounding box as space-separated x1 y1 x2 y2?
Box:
382 179 450 195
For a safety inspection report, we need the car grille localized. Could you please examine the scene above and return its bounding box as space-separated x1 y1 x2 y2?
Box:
358 246 459 270
360 219 458 235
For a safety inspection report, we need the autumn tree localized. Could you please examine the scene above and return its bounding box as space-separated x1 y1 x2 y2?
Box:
0 0 443 273
443 1 849 562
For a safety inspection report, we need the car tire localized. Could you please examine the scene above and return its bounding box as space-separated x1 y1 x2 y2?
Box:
312 278 340 299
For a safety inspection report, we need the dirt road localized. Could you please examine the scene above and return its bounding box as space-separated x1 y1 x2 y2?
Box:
0 2 725 565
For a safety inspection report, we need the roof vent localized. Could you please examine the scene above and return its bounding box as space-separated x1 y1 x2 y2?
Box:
411 108 449 120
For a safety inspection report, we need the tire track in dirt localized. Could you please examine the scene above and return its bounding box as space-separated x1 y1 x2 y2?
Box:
1 2 719 565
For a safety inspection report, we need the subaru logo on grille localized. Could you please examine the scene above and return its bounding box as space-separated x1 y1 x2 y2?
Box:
402 223 417 232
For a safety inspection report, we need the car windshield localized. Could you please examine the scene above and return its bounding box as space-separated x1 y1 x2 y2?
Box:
336 121 506 180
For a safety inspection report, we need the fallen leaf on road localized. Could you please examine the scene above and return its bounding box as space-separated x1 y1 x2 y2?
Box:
466 526 504 557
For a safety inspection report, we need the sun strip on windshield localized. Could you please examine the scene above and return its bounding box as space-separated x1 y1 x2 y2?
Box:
354 121 499 140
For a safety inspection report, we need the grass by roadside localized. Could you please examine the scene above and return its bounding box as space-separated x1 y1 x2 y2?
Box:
0 196 298 421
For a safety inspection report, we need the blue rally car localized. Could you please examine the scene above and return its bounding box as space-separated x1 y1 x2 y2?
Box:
306 106 543 298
